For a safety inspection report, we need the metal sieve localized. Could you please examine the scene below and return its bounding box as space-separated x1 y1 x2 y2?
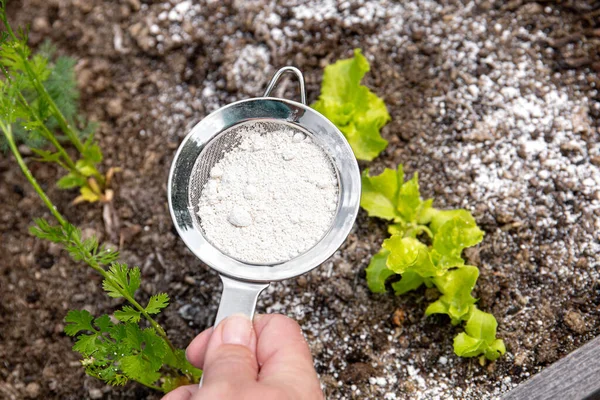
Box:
168 67 360 326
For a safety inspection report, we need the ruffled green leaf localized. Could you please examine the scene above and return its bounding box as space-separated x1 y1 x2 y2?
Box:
383 236 439 277
361 166 403 220
425 265 479 323
391 270 425 295
453 307 505 361
365 248 395 293
433 211 484 259
397 172 422 222
312 49 390 161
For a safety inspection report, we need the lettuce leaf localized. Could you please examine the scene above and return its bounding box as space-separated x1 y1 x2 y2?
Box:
365 248 395 293
453 306 506 361
312 49 390 161
425 265 479 324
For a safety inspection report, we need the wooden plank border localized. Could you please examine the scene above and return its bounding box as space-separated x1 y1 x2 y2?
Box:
503 336 600 400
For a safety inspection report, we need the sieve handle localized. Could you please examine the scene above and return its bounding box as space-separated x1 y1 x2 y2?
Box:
200 276 269 387
213 275 270 326
263 66 307 105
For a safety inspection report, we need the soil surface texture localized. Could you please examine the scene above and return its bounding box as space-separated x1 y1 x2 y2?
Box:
1 0 599 399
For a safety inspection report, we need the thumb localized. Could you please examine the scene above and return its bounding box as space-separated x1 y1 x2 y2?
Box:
200 315 259 390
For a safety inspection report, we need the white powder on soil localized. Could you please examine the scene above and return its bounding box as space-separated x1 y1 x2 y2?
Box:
197 123 338 264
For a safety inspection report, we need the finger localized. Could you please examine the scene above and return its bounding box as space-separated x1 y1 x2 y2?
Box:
254 314 323 399
201 314 259 388
186 327 214 368
161 384 198 400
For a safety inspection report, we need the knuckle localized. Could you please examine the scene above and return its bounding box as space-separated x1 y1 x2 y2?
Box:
215 344 255 364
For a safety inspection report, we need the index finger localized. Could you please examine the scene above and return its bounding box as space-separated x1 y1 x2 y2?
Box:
253 314 324 399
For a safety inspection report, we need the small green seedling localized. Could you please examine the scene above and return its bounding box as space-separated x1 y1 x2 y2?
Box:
0 3 117 203
362 165 505 362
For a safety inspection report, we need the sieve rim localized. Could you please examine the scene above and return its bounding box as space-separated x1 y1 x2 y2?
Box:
168 96 360 283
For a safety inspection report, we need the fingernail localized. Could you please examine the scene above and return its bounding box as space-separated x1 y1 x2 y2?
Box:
221 315 252 345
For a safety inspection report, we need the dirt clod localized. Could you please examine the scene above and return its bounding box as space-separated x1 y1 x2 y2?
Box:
392 308 406 327
564 310 587 334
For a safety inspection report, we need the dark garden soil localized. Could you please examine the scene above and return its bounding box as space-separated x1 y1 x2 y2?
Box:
1 0 599 399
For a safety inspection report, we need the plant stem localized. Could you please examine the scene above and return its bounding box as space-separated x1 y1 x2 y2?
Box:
16 92 87 180
1 121 66 226
134 379 164 392
0 119 177 355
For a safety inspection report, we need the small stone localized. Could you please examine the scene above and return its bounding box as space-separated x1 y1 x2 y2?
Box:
128 22 144 37
228 207 252 227
184 276 196 285
168 9 182 22
77 69 93 90
107 98 123 118
513 351 528 366
73 0 93 13
32 17 50 32
18 144 33 156
178 304 201 321
297 275 307 287
149 24 160 35
438 356 448 365
333 279 354 301
88 388 103 399
25 382 41 398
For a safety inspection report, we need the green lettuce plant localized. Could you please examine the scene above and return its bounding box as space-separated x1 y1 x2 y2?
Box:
362 165 505 362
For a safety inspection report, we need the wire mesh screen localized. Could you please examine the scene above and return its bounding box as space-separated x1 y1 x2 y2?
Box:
188 119 340 236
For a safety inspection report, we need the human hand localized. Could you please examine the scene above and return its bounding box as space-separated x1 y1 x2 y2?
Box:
162 314 324 400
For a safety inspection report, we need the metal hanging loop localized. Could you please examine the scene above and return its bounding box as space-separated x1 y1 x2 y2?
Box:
263 66 307 105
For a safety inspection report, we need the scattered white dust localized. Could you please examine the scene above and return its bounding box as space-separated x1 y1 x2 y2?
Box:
197 122 338 264
127 0 600 398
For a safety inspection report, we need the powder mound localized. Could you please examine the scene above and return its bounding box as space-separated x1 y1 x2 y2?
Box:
197 123 338 264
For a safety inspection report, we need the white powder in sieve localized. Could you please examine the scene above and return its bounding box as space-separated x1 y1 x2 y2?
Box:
197 123 338 264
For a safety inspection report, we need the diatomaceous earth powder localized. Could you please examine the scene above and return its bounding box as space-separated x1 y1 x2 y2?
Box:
197 123 338 264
